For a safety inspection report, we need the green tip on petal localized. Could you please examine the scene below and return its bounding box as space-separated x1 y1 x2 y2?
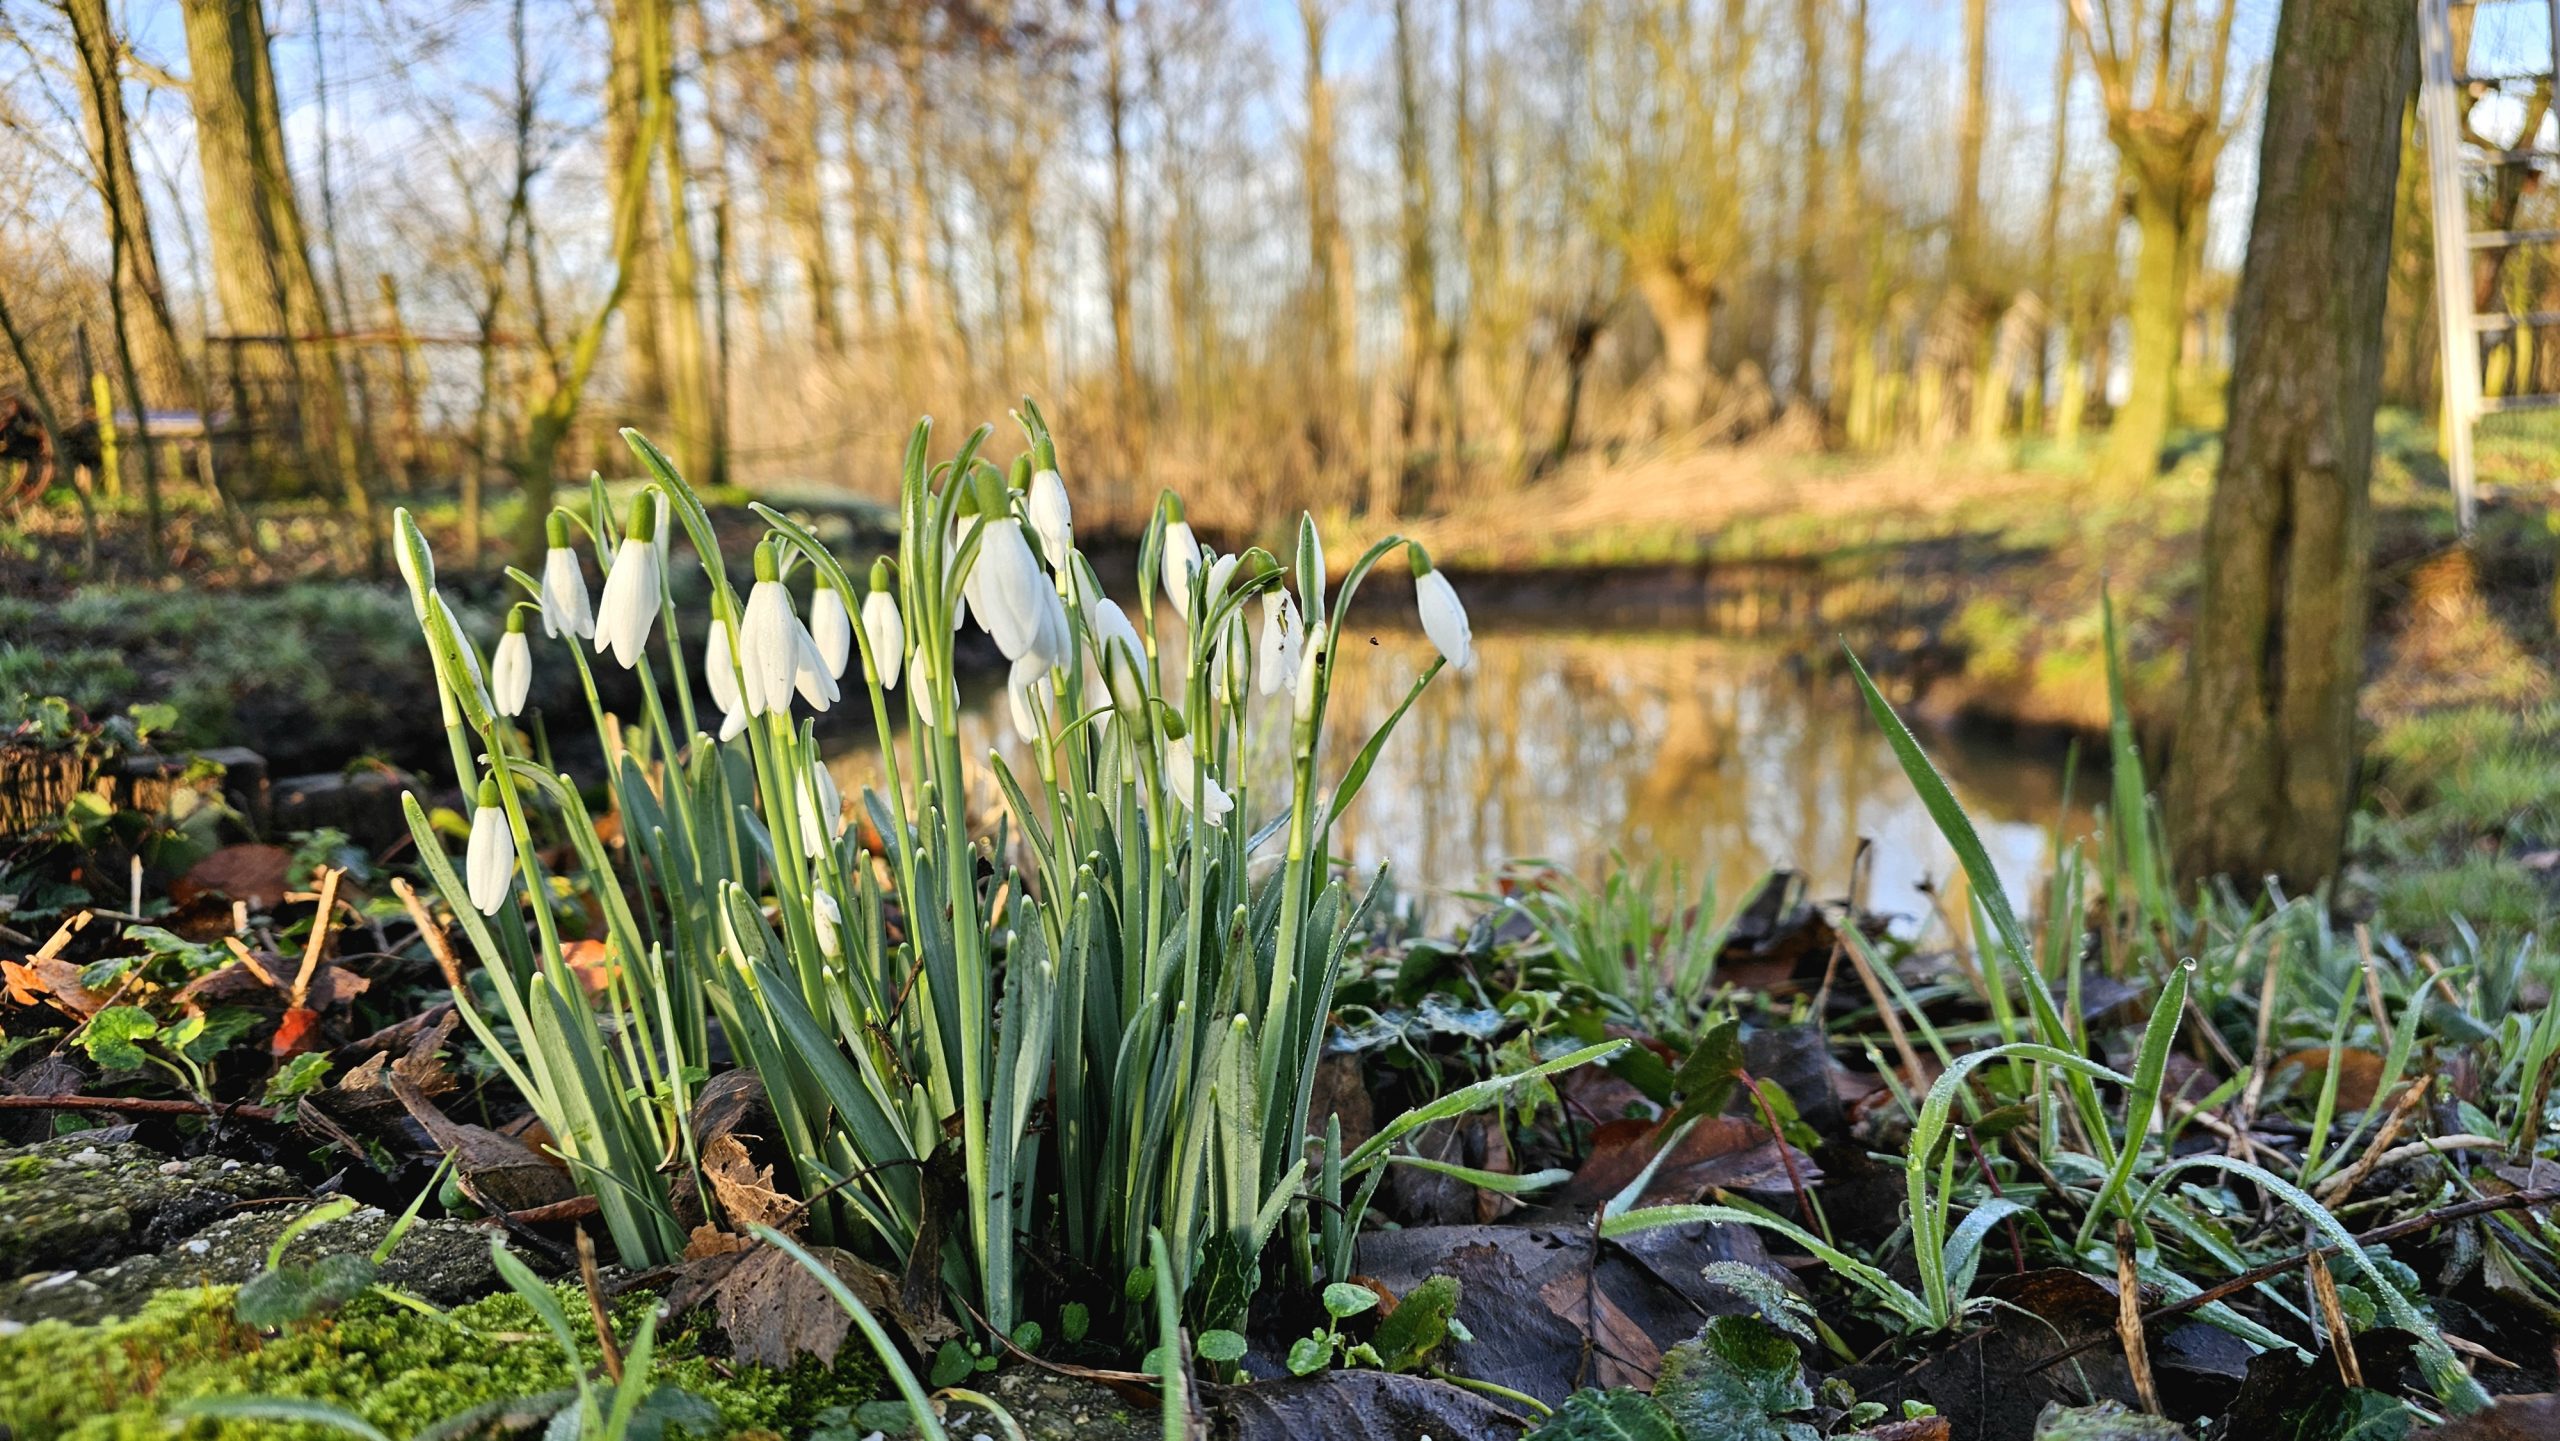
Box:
969 463 1008 517
476 776 501 808
546 511 570 548
506 606 529 633
754 538 781 582
869 557 894 592
628 488 659 542
1407 540 1435 578
1160 491 1187 524
1156 704 1189 742
1009 453 1032 489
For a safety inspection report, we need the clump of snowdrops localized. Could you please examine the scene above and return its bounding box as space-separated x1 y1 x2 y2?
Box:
396 410 1611 1346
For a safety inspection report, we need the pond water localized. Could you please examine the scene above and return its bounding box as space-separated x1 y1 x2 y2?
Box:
826 622 2097 937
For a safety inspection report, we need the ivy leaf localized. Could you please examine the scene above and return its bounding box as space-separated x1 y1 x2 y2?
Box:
1321 1282 1380 1320
1369 1275 1461 1373
1285 1335 1332 1376
264 1052 334 1107
1196 1329 1248 1365
1654 1315 1819 1441
1666 1015 1744 1129
81 1006 160 1070
1522 1389 1680 1441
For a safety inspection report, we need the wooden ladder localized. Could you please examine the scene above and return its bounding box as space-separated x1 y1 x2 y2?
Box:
2420 0 2560 532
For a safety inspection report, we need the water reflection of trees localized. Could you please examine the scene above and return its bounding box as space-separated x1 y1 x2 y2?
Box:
832 629 2091 932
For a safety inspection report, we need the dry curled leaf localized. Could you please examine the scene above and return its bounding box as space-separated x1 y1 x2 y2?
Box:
702 1133 798 1234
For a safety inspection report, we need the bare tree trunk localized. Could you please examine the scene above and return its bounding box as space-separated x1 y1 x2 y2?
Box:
1300 0 1357 460
1828 0 1872 437
662 0 717 486
607 0 669 421
2104 148 2206 484
1385 0 1439 518
1790 0 1827 404
1105 0 1141 431
2166 0 2412 889
2031 10 2073 433
178 0 372 552
777 24 844 357
61 0 190 404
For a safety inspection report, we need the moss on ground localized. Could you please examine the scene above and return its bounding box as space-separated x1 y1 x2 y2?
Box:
0 1283 882 1441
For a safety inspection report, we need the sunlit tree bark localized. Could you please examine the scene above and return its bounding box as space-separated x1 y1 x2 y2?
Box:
178 0 371 550
2069 0 2239 486
2166 0 2411 889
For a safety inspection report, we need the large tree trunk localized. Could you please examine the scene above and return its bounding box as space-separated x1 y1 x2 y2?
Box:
1635 261 1717 428
2101 136 2206 485
1301 0 1357 460
63 0 191 405
179 0 370 540
1104 0 1141 429
1385 0 1439 518
2165 0 2412 890
606 0 668 419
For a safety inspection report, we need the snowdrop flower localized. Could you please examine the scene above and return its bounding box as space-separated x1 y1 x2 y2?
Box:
465 778 514 915
863 560 904 689
1159 495 1202 624
796 759 843 859
1084 591 1152 716
1006 654 1050 742
493 610 533 718
1027 467 1073 570
966 509 1068 667
1258 590 1302 697
810 577 854 680
740 541 840 716
594 491 665 669
703 606 748 742
1409 542 1473 672
811 882 842 958
539 512 594 640
1294 620 1327 730
911 643 949 728
1163 735 1233 826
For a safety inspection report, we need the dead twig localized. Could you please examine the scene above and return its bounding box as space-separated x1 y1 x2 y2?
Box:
2306 1250 2361 1388
2115 1221 2159 1415
0 1093 279 1121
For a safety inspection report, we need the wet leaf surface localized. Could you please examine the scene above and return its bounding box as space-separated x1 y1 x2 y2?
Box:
1214 1369 1533 1441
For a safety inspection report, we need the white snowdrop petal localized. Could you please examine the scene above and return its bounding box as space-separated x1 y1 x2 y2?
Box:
1258 591 1302 697
811 586 854 679
466 805 515 915
1161 521 1201 624
1416 570 1474 672
863 591 905 690
1028 469 1073 570
541 547 594 640
493 632 532 717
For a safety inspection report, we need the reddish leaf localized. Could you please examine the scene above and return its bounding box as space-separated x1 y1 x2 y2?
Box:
560 939 617 998
271 1006 324 1057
